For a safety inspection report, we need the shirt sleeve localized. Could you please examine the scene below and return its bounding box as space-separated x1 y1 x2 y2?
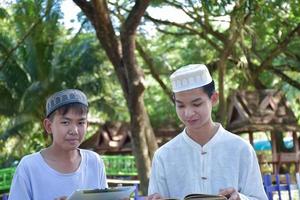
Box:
98 156 108 189
148 152 169 197
8 167 32 200
238 146 268 200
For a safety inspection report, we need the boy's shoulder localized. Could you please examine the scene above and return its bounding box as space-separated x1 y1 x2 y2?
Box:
79 148 98 156
221 127 255 153
19 151 42 164
15 151 43 174
79 148 103 162
222 128 250 145
79 149 106 170
155 131 185 155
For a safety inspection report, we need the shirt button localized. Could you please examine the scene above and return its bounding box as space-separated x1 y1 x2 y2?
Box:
201 177 208 180
201 151 207 155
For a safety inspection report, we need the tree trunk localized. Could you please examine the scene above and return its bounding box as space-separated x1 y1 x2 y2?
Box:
216 0 248 124
217 59 226 124
73 0 157 194
121 30 158 193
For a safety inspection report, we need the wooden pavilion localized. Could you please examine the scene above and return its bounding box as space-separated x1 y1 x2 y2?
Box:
80 121 132 154
80 121 180 154
226 90 300 173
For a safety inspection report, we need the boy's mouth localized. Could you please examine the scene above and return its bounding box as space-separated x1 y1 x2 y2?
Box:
187 119 199 124
66 138 79 144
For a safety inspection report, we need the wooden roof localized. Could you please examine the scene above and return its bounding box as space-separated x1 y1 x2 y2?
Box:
226 90 300 134
80 121 180 154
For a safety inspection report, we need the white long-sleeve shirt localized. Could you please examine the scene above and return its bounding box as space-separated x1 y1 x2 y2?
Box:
8 149 107 200
148 125 267 200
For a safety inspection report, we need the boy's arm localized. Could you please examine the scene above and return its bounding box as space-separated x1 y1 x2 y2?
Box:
147 193 164 200
236 146 268 200
8 170 31 200
98 156 108 188
148 153 169 198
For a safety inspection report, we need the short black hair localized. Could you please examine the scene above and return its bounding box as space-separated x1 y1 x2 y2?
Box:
202 80 215 98
47 103 88 121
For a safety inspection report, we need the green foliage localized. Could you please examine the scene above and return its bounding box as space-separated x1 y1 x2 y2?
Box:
1 0 300 168
144 0 300 123
149 0 166 7
284 84 300 124
0 7 9 19
144 76 179 127
0 0 119 166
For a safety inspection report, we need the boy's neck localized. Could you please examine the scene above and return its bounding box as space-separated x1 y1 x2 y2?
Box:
46 145 80 160
41 146 81 173
186 121 219 146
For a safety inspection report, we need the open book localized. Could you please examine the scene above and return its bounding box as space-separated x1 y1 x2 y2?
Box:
166 193 227 200
67 186 135 200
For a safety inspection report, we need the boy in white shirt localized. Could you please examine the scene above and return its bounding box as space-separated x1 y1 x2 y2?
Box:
9 89 107 200
147 64 267 200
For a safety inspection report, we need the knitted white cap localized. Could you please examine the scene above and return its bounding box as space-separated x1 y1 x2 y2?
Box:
170 64 212 93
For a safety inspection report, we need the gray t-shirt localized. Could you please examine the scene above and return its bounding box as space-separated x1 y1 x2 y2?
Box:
8 149 107 200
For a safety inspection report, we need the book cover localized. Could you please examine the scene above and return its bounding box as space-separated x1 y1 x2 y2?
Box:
67 186 135 200
165 193 227 200
184 193 227 199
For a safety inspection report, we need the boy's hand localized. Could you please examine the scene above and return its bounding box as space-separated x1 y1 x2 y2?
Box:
54 196 67 200
219 188 240 200
146 193 164 200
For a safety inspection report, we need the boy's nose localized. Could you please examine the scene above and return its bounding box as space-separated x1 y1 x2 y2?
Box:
68 125 79 135
185 107 195 117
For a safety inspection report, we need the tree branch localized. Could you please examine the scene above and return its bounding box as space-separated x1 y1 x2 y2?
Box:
156 28 195 36
274 64 300 72
122 0 150 36
72 0 94 22
0 41 20 68
69 19 88 43
0 13 46 70
165 0 226 42
136 41 173 102
145 14 222 52
271 67 300 90
120 0 151 95
258 23 300 72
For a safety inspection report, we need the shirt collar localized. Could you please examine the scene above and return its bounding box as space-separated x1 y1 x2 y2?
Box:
182 123 224 151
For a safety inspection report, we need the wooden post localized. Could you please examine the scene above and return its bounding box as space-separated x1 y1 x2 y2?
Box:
249 131 254 146
292 131 299 172
271 131 279 174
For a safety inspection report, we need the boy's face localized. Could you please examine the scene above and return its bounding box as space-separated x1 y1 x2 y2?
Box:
174 87 218 133
44 108 88 151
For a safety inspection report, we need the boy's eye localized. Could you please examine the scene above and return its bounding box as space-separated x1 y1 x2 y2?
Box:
176 104 184 108
194 103 202 107
61 121 69 125
79 121 86 125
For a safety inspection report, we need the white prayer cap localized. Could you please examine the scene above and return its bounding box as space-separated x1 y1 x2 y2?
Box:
170 64 212 93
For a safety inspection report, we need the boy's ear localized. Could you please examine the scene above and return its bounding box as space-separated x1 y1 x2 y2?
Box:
211 92 219 106
43 118 52 134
